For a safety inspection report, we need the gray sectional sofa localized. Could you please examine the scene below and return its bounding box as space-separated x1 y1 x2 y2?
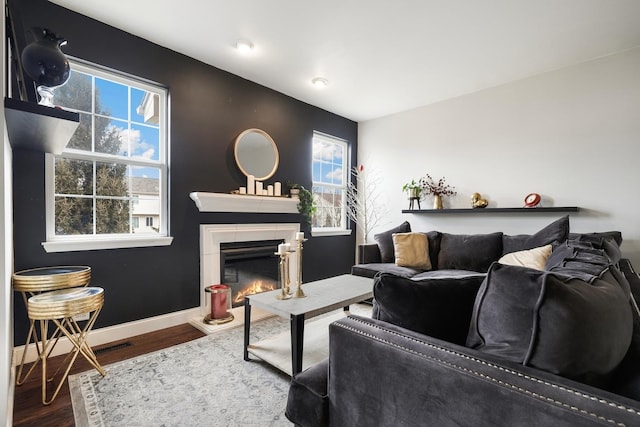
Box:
285 217 640 426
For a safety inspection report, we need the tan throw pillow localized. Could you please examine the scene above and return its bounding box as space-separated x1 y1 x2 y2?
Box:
392 232 432 270
498 244 553 271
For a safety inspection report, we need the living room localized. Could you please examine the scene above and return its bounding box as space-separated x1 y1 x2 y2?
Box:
2 0 640 425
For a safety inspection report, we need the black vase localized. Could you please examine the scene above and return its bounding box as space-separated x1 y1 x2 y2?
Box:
21 27 70 106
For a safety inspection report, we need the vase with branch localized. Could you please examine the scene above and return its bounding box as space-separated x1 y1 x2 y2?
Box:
420 174 457 209
345 164 387 244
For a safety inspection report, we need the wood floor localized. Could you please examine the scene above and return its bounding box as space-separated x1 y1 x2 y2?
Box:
12 323 206 427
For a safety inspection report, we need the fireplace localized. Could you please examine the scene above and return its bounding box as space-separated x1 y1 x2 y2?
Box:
193 223 300 334
220 240 281 307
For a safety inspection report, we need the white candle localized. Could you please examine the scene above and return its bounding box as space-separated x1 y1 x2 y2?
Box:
296 232 305 241
247 175 255 195
284 243 291 252
256 181 263 195
239 186 246 194
277 243 286 255
274 182 282 196
267 185 274 196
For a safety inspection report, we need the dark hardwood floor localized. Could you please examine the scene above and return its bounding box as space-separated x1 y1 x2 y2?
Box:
12 323 206 427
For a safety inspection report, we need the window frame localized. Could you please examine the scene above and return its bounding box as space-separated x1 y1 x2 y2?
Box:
311 132 352 238
42 58 172 253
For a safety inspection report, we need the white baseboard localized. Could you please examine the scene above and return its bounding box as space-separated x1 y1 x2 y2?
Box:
12 307 202 366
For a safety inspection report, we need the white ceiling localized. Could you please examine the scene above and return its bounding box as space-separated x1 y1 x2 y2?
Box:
50 0 640 122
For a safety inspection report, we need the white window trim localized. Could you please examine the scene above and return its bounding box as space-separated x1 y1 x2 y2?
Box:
311 132 350 235
42 59 171 252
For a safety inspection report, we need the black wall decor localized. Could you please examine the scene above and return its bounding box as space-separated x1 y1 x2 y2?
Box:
9 0 357 343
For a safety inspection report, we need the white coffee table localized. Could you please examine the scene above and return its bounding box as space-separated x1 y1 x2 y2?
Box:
243 274 374 375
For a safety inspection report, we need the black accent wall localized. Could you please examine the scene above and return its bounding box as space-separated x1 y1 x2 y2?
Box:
9 0 357 343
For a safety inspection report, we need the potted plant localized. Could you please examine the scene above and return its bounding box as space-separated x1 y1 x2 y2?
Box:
402 179 422 199
288 183 317 226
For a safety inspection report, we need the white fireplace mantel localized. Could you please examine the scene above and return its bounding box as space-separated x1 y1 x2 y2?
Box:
190 192 299 214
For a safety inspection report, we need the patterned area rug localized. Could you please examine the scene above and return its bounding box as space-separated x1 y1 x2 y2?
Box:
69 304 371 427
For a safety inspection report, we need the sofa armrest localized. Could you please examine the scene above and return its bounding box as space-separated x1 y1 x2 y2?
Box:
329 316 640 427
357 243 381 264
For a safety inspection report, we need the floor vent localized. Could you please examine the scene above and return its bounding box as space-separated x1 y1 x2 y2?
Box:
95 342 132 354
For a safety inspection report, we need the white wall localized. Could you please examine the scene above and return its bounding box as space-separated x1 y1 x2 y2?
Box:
1 0 15 423
359 47 640 266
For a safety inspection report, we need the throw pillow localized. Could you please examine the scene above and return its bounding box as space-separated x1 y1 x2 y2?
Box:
437 232 503 273
392 232 431 270
466 262 633 385
502 216 570 255
374 221 411 263
498 244 552 271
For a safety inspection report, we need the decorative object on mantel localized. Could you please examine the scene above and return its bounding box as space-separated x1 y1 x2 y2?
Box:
420 174 457 209
288 183 317 226
524 193 542 208
21 28 71 107
345 164 388 243
235 175 283 196
234 129 279 181
471 192 488 208
402 179 422 210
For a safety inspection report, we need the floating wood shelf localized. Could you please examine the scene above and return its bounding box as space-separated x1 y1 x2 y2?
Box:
402 207 579 214
4 97 79 154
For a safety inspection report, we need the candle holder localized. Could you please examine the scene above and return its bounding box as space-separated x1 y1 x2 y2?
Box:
294 238 307 298
275 251 292 300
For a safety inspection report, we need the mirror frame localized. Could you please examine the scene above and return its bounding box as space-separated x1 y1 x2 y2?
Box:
233 128 279 181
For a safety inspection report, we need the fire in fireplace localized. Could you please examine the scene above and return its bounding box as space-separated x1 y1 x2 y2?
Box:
220 240 281 307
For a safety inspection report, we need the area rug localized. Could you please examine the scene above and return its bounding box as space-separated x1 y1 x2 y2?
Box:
69 304 371 427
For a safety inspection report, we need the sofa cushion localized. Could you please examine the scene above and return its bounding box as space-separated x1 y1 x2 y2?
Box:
498 244 552 271
502 216 569 255
373 272 485 345
392 232 431 270
466 262 633 385
351 263 422 279
437 232 503 273
374 221 411 263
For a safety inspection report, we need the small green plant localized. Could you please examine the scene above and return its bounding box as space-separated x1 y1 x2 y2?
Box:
289 183 317 226
402 179 422 198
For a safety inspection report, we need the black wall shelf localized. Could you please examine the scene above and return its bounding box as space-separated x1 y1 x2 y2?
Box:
402 207 579 214
4 97 79 154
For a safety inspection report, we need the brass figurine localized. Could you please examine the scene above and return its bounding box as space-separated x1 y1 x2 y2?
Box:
471 192 488 209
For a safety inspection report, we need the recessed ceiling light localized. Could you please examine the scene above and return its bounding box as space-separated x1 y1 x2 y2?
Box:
311 77 328 88
236 40 254 54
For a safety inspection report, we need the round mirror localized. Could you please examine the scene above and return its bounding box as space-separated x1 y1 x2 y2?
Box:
234 128 279 181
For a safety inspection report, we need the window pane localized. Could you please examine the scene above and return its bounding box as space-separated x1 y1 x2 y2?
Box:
55 158 93 195
131 124 159 160
95 78 128 119
55 197 93 235
95 117 126 155
53 70 92 112
67 113 92 151
96 199 130 234
96 162 129 197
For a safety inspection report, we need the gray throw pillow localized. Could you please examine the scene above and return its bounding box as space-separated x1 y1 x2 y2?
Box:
374 221 411 263
466 262 633 385
502 216 570 255
437 232 503 273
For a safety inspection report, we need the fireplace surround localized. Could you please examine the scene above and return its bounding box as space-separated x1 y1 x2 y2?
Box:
192 223 300 334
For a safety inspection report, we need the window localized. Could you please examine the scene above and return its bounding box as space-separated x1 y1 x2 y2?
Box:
43 59 172 252
311 132 351 236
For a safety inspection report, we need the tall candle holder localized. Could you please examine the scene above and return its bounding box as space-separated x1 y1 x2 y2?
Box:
294 236 307 298
275 251 291 300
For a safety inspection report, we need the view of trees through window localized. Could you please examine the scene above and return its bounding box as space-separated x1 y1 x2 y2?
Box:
49 61 166 238
311 133 348 230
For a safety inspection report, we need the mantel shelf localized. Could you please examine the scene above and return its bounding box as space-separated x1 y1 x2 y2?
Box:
190 191 299 213
4 97 80 154
402 207 579 214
